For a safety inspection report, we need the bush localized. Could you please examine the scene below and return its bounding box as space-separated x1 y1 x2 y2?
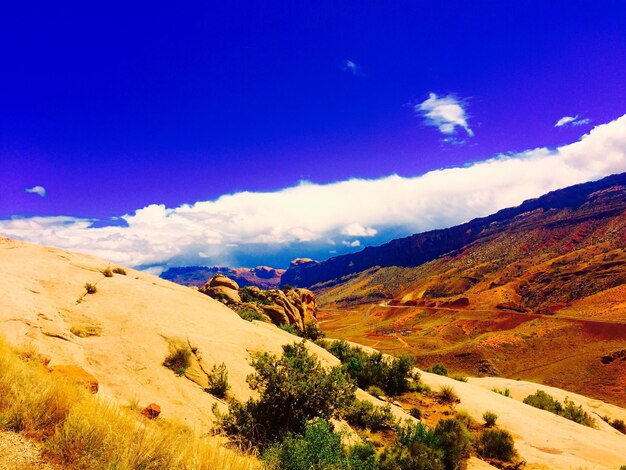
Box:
478 428 516 461
410 407 422 419
483 410 498 427
220 341 356 448
367 385 385 397
433 418 472 470
523 391 594 427
491 387 511 397
610 419 625 434
301 322 325 341
322 340 417 396
237 308 265 322
206 363 229 398
438 385 459 403
379 442 444 470
101 268 113 277
279 323 300 336
455 410 476 430
343 399 395 431
84 283 97 294
263 419 377 470
452 376 467 382
163 347 191 375
112 267 127 275
396 420 440 450
427 364 448 376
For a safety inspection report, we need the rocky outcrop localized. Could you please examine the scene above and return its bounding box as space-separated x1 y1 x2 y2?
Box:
201 275 317 329
199 274 241 303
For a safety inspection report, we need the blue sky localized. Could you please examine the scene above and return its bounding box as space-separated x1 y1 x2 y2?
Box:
2 1 626 270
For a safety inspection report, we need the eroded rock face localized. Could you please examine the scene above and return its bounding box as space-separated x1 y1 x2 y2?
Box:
200 274 317 329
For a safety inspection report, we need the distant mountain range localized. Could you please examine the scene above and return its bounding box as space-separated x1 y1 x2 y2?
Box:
160 265 285 289
282 172 626 299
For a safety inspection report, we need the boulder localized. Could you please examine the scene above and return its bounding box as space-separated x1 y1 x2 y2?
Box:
142 403 161 419
50 365 99 393
209 274 239 290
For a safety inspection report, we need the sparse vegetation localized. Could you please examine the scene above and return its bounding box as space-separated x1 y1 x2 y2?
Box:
322 339 417 396
237 307 265 322
438 385 459 403
101 267 113 277
342 399 395 431
410 407 422 419
433 418 473 470
206 363 229 398
301 322 325 341
70 324 102 338
84 283 97 294
452 375 467 382
427 364 448 376
478 428 517 461
262 419 377 470
609 418 625 434
483 410 498 427
163 346 192 375
112 267 127 275
491 387 511 397
278 323 300 336
0 337 257 469
523 390 595 427
219 341 356 449
367 385 385 397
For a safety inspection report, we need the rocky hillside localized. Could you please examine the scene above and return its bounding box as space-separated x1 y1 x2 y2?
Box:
199 273 317 330
161 265 285 289
1 237 626 469
282 172 626 292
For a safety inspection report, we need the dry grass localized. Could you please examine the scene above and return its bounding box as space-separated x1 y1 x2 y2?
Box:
0 337 259 469
70 323 102 338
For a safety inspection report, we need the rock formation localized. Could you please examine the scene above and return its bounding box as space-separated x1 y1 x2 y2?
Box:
200 275 317 329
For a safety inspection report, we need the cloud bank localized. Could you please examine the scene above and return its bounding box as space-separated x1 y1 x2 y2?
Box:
25 185 47 197
2 114 626 270
417 93 473 136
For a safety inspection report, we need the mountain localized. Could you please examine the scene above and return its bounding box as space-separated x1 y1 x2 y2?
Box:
282 172 626 292
161 265 285 289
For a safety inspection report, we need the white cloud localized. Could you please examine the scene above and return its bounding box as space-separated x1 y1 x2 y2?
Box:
341 223 377 237
555 115 592 127
2 114 626 269
341 59 361 76
25 185 47 197
342 240 361 248
417 93 473 137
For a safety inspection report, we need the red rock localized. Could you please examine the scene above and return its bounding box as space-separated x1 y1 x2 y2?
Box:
50 365 99 393
142 403 161 419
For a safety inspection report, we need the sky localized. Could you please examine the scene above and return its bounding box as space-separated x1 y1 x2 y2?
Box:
2 1 626 271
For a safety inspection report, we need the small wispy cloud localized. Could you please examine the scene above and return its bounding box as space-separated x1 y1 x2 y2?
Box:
342 240 361 248
25 185 47 197
341 59 362 76
555 115 591 128
340 223 377 237
416 93 473 137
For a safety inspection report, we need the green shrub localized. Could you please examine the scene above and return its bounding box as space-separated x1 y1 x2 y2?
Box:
205 363 229 398
112 267 127 275
343 399 395 431
427 364 448 376
322 340 417 396
301 322 325 341
610 419 625 434
263 419 377 470
237 308 265 322
367 385 385 397
396 420 440 449
452 376 467 382
279 323 300 336
455 410 476 430
410 407 422 419
561 398 595 427
523 390 563 414
478 428 516 461
483 410 498 427
220 341 356 448
438 385 459 403
433 419 472 470
239 287 272 305
84 283 97 294
162 347 191 375
523 391 594 427
379 442 444 470
491 387 511 397
101 268 113 277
